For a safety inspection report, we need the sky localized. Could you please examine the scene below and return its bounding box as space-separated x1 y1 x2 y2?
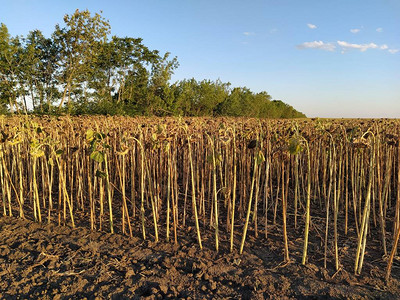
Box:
1 0 399 118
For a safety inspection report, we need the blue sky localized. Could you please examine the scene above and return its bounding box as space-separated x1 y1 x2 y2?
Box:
1 0 399 118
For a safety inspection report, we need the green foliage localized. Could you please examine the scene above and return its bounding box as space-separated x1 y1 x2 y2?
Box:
255 150 266 165
0 23 25 113
171 79 229 116
95 169 107 178
0 10 306 119
86 128 108 166
90 150 105 163
288 137 303 155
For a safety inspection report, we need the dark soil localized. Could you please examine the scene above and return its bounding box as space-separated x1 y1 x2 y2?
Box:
0 216 399 300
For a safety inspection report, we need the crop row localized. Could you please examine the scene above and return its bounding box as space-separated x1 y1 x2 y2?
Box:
0 116 399 279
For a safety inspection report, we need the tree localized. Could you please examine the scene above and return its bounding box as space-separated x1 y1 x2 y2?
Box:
217 87 254 117
0 10 306 118
146 52 179 115
171 78 229 116
23 30 59 113
271 100 306 118
0 23 25 113
52 9 111 111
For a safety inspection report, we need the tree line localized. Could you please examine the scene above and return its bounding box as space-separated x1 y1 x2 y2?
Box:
0 9 306 118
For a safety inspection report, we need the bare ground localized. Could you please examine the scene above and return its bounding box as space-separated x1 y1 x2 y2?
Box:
0 215 399 300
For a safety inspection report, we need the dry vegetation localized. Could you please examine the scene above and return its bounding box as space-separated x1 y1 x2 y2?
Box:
1 115 399 283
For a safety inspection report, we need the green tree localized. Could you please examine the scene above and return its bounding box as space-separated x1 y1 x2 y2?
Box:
52 9 111 111
271 100 305 118
172 78 229 116
217 87 254 117
253 91 272 117
23 30 59 113
0 23 25 113
87 36 178 116
0 9 306 118
146 52 179 116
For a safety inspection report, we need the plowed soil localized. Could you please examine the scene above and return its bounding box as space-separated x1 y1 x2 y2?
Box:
0 216 399 299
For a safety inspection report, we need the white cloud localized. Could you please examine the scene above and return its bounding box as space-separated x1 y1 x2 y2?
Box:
243 32 255 36
296 41 336 51
337 41 378 52
376 27 383 32
307 23 317 29
350 28 360 34
297 40 396 54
